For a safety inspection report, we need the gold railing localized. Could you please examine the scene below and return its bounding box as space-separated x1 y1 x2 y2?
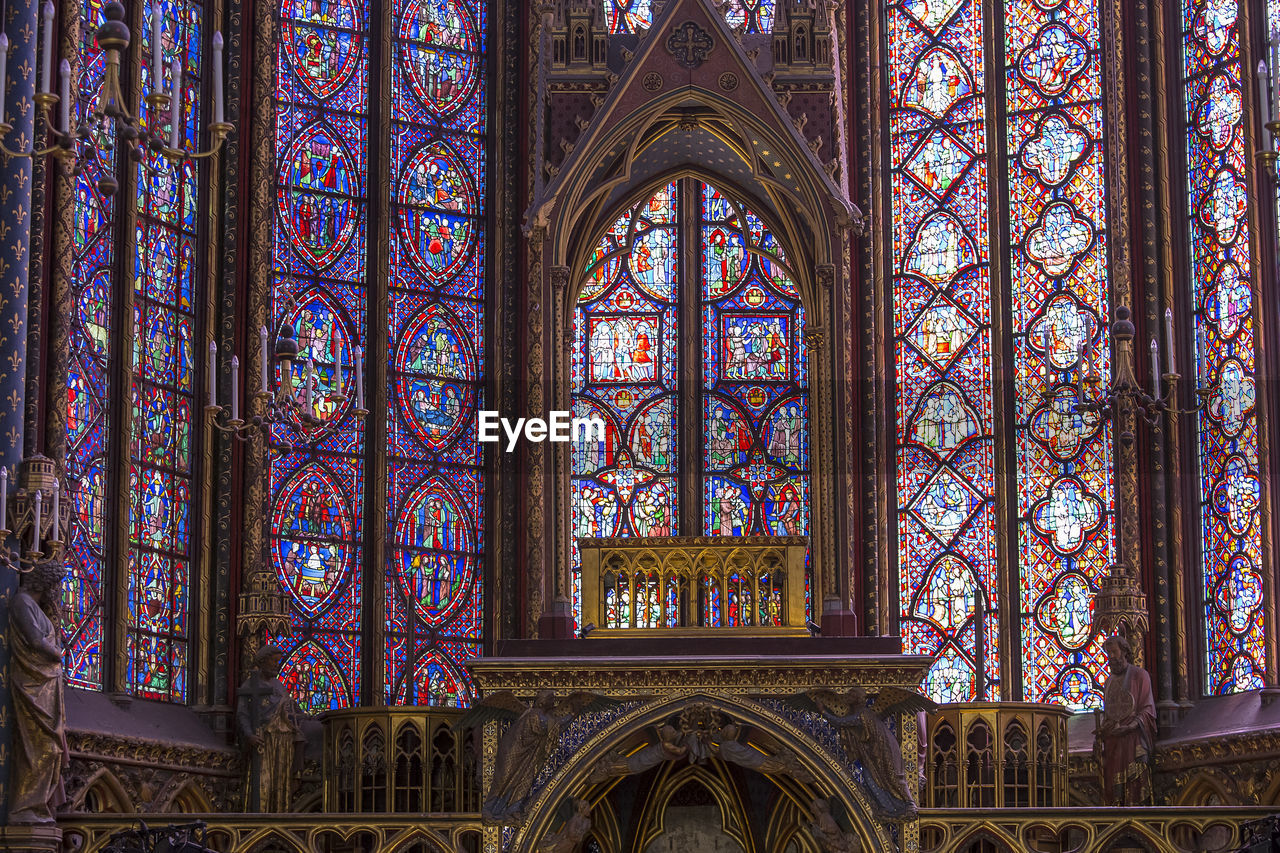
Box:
320 707 480 814
58 815 483 853
578 536 809 636
924 702 1070 809
918 807 1274 853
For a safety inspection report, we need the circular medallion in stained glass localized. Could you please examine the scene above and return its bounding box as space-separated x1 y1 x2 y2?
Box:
277 123 362 271
395 304 477 451
281 641 351 714
280 0 362 100
396 142 477 283
78 270 112 363
272 463 356 617
393 477 477 626
399 0 481 117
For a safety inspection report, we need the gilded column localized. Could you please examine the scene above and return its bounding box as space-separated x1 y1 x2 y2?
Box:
0 0 38 819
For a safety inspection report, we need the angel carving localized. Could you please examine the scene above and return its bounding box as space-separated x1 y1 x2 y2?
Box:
457 690 620 824
808 798 861 853
782 687 937 822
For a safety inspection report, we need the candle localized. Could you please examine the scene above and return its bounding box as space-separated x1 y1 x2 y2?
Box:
170 58 182 150
1041 325 1052 376
207 340 218 409
50 482 60 543
1150 337 1160 393
1165 307 1176 376
59 59 72 133
355 348 365 410
335 344 344 397
230 355 240 421
212 32 224 124
151 3 163 92
1259 61 1274 147
305 358 315 413
259 325 270 393
1272 33 1280 131
39 1 53 95
0 466 8 531
31 490 42 553
0 34 9 126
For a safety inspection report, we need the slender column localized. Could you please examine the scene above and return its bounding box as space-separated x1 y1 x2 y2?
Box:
0 0 37 819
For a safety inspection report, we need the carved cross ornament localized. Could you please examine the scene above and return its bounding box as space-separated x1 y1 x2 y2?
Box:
667 21 713 68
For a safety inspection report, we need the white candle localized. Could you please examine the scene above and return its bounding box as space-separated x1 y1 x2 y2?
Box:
59 59 72 132
230 355 240 421
1150 337 1160 393
1165 307 1176 376
259 325 270 393
31 490 42 552
39 1 54 95
335 344 344 396
355 348 365 410
212 32 224 124
0 34 9 126
152 3 163 92
1041 325 1052 376
1271 33 1280 132
1259 61 1274 147
0 466 8 531
207 340 218 408
50 482 60 543
305 358 315 413
170 58 182 150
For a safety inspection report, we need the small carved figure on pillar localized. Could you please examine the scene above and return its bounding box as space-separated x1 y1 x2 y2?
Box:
8 562 71 824
236 645 305 812
1093 634 1156 805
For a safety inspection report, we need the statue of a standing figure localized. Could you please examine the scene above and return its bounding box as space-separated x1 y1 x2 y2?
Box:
8 562 70 824
236 645 304 812
1094 634 1156 805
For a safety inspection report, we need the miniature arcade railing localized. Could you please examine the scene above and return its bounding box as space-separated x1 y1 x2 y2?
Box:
923 702 1070 809
320 706 480 814
578 536 809 636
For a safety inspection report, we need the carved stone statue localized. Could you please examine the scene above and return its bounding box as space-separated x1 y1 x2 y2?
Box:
1093 634 1156 805
808 798 861 853
236 645 304 812
784 687 936 822
537 797 593 853
587 723 688 784
711 721 815 784
7 562 70 824
458 690 619 824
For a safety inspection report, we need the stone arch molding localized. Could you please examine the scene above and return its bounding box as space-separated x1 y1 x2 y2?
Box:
511 692 896 853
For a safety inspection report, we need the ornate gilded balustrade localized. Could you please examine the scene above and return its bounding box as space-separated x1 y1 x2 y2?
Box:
924 702 1070 809
320 706 480 815
59 815 484 852
578 536 809 635
918 807 1275 853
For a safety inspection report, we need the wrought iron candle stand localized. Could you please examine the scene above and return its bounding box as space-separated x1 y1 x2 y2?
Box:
0 455 73 572
0 0 230 182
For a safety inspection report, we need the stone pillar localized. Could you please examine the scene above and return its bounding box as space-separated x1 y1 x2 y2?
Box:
0 0 37 822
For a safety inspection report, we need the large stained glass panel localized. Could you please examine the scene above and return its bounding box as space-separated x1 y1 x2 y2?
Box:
1183 0 1265 691
385 0 488 707
63 0 119 690
123 0 204 701
1006 0 1114 707
271 0 369 713
571 184 681 618
700 184 808 541
889 0 998 701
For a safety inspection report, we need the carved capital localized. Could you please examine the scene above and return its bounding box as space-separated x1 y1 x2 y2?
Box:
815 264 835 291
803 325 826 352
550 265 571 292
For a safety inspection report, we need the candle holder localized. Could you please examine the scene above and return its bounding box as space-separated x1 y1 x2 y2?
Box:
0 455 73 572
1047 306 1224 442
0 0 231 184
205 323 368 443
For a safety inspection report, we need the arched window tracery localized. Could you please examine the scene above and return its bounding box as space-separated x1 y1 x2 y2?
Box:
570 179 810 620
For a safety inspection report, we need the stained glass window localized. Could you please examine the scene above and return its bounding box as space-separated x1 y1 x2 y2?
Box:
1183 0 1265 692
888 0 998 704
889 0 1116 707
63 0 206 701
570 180 809 622
270 0 488 711
602 0 771 35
